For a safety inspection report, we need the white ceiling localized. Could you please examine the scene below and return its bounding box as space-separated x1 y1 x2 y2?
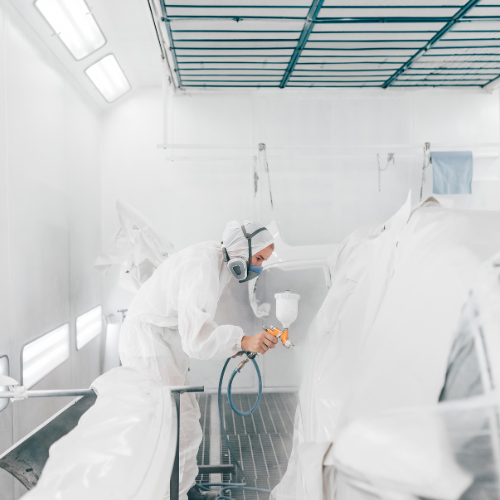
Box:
9 0 164 109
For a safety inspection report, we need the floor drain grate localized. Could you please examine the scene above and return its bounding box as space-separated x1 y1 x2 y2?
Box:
197 392 298 500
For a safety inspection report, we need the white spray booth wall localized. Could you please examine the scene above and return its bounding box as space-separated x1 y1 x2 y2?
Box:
101 84 500 394
0 1 104 498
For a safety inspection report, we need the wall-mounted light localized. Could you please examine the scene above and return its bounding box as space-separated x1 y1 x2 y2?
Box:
85 54 131 102
35 0 106 61
22 324 70 389
0 356 9 413
76 305 103 350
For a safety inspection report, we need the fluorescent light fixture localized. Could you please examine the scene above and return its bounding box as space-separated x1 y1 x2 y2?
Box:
22 324 70 389
35 0 106 61
85 55 131 103
76 305 103 350
0 356 9 413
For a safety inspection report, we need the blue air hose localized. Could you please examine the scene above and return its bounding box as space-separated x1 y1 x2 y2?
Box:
199 353 269 498
226 354 262 417
218 353 263 478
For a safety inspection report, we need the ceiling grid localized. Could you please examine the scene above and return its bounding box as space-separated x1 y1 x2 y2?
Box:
159 0 500 89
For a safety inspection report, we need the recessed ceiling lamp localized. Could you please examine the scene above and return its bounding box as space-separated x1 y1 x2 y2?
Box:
85 54 131 102
35 0 106 61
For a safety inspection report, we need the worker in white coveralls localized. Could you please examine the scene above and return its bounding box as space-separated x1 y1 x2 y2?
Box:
119 221 277 500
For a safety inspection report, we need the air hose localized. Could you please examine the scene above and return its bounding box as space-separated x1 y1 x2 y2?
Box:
199 352 269 499
225 353 262 417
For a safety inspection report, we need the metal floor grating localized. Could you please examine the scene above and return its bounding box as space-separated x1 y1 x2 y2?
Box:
196 392 298 500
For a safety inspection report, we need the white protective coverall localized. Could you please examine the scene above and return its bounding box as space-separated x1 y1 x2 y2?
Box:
119 221 274 500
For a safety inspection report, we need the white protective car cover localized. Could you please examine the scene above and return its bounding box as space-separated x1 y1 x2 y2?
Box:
272 195 500 500
328 252 500 500
22 367 176 500
330 396 490 500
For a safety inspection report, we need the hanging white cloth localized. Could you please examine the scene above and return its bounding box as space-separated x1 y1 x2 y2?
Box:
94 200 174 292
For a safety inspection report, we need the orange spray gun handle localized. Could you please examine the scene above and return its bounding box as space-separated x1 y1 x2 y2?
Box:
264 325 294 349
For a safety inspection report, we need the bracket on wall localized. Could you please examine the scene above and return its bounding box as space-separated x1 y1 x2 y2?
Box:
420 142 432 201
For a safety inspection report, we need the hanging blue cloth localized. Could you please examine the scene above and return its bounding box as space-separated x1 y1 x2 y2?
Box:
431 151 473 195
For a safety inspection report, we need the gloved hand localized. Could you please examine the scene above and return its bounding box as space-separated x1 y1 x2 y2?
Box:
241 331 278 354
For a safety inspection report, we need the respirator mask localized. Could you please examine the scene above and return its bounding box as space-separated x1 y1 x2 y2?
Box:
223 225 268 283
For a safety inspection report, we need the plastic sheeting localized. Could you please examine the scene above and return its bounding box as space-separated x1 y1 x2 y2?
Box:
329 251 500 500
119 322 203 499
94 200 174 292
331 395 500 500
440 251 500 402
22 367 176 500
272 194 500 500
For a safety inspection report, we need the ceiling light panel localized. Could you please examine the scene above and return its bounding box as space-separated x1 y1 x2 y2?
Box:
35 0 106 61
85 55 131 102
76 305 103 350
22 324 70 389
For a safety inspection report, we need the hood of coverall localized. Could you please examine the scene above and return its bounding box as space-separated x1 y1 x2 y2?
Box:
222 221 274 261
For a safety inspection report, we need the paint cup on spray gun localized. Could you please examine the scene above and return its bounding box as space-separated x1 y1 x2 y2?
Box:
264 291 300 348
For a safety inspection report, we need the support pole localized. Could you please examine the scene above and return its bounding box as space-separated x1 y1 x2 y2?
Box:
280 0 324 88
160 1 183 88
0 389 95 399
0 385 204 399
170 391 182 500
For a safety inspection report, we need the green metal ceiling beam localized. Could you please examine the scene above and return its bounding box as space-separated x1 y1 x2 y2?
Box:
382 0 487 88
161 1 500 89
280 0 325 88
160 2 183 87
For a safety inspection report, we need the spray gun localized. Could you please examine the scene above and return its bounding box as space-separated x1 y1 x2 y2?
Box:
235 325 292 372
263 325 293 348
236 290 300 372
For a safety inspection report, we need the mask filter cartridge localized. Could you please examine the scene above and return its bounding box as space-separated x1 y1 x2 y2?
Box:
227 258 247 279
